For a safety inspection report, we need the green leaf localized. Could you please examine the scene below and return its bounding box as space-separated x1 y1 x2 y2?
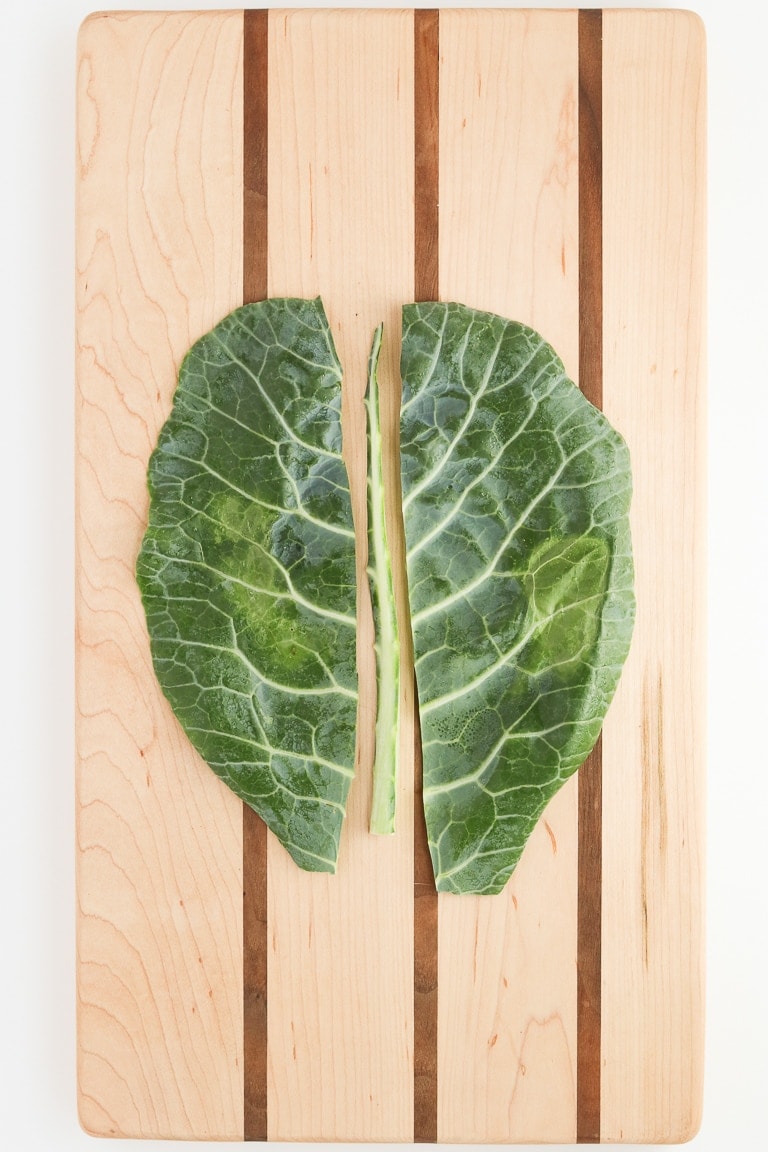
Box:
136 297 357 873
366 324 401 834
400 302 635 894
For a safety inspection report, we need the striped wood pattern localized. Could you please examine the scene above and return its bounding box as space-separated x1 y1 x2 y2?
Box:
75 9 705 1142
75 11 244 1140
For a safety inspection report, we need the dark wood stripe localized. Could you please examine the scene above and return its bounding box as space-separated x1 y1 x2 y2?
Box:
413 683 438 1142
414 10 440 303
243 806 268 1140
577 736 603 1142
243 8 269 305
577 8 603 1145
242 8 269 1142
413 8 439 1144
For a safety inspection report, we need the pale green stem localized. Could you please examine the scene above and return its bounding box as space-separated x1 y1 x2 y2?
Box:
366 324 400 834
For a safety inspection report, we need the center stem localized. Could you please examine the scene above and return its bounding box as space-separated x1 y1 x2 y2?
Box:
366 324 400 834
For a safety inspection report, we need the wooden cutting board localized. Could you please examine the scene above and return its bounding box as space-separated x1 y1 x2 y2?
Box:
75 8 705 1142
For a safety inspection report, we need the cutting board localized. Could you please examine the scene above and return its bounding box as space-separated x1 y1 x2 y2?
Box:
75 8 705 1142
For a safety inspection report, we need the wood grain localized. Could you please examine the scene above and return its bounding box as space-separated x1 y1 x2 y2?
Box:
242 806 267 1142
412 8 440 1144
414 9 440 304
242 9 269 1141
577 739 602 1145
578 6 603 416
243 7 269 304
436 11 579 1141
600 11 706 1142
265 10 415 1140
75 11 244 1139
577 9 603 1144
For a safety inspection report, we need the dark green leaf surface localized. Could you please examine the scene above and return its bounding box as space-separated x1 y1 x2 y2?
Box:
401 302 635 894
136 298 357 873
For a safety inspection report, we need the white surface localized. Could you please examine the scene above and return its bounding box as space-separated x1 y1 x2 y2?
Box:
0 0 765 1147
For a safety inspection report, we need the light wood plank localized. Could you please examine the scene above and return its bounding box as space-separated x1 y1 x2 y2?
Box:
437 11 579 1142
601 10 706 1143
265 10 415 1140
75 12 244 1139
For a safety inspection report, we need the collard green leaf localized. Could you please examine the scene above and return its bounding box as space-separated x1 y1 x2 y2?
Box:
366 325 401 834
400 302 635 894
136 297 357 873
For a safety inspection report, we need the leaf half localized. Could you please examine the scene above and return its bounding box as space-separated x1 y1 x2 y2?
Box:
400 302 635 894
136 297 358 873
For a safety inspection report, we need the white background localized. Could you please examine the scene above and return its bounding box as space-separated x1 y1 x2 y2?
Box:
1 0 765 1147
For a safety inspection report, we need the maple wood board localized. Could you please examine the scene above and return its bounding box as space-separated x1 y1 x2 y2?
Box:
75 8 705 1142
